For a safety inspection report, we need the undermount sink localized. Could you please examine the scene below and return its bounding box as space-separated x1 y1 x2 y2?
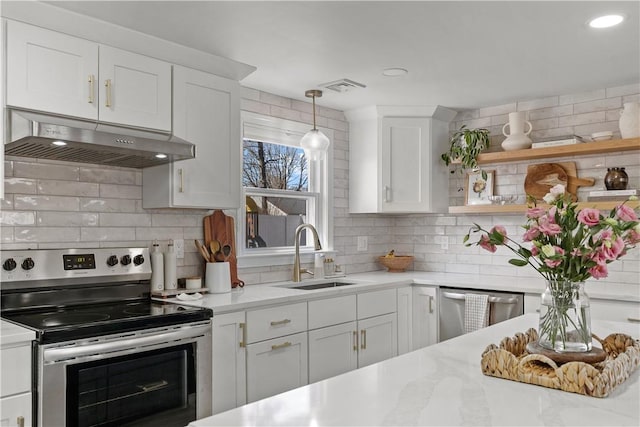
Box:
287 282 357 290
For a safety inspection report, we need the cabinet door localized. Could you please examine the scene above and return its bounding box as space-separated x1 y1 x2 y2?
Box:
6 20 98 120
397 287 413 355
98 45 171 131
0 393 31 427
412 286 438 349
380 118 432 212
246 332 308 403
212 312 246 414
1 345 31 396
590 299 640 323
143 66 240 209
308 321 358 383
357 313 397 368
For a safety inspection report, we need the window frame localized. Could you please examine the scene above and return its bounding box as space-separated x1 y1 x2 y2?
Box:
237 111 333 269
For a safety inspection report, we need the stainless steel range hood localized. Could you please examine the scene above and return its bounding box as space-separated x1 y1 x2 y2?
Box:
5 109 196 168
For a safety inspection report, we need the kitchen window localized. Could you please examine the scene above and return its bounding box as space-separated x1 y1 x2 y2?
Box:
238 112 333 267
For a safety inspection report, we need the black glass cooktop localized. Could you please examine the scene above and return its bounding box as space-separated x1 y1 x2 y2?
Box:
1 300 212 344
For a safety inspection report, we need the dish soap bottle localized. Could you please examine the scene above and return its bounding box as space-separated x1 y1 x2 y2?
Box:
164 239 177 290
150 240 164 292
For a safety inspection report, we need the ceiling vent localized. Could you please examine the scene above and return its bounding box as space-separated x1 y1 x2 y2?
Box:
320 78 366 93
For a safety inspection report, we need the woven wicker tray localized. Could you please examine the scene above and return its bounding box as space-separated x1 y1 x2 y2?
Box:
481 328 640 397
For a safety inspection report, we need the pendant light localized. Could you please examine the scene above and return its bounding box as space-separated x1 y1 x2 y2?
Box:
300 89 330 160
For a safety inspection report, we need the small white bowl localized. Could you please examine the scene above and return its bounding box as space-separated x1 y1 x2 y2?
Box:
591 131 613 141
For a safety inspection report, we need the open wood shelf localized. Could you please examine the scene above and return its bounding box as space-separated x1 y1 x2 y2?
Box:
449 200 640 215
451 137 639 165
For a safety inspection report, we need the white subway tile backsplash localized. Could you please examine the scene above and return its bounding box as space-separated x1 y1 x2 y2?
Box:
14 195 79 211
4 178 37 194
558 111 606 127
99 184 142 199
558 89 606 105
606 83 640 98
80 227 135 242
528 104 574 120
479 103 517 118
573 97 621 115
80 198 137 212
79 167 137 185
37 180 99 197
37 212 99 227
100 213 152 227
1 211 36 226
517 96 558 111
13 161 79 181
15 227 80 242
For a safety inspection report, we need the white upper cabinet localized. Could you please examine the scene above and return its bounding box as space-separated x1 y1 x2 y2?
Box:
97 45 171 131
6 20 171 132
345 105 456 213
6 19 99 120
142 65 240 209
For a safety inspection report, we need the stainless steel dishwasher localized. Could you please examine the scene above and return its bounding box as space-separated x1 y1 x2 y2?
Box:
438 287 524 341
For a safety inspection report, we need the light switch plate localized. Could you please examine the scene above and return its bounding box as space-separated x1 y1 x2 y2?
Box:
357 236 368 251
174 239 184 259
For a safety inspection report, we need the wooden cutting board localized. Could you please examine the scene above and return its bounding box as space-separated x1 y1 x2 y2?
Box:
525 162 595 202
203 210 244 288
525 163 568 201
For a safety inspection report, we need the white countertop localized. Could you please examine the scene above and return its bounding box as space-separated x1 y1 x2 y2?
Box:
159 271 640 314
0 319 36 346
191 314 640 427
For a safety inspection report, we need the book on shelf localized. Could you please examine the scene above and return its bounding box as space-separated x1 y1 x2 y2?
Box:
587 189 638 201
531 135 585 149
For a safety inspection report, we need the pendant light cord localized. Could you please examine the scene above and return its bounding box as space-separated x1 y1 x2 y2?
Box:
312 94 317 130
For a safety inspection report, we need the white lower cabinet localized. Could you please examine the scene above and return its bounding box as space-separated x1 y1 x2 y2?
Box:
397 286 413 354
246 332 308 403
590 299 640 324
0 393 31 427
308 322 358 383
211 311 246 414
357 313 397 368
412 286 438 348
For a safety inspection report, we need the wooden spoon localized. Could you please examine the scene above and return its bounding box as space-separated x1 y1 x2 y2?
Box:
194 239 210 263
209 240 221 258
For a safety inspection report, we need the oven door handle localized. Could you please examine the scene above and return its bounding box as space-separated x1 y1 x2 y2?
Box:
440 291 520 305
43 323 210 363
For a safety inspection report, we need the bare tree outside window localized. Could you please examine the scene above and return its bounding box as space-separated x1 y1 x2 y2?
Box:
243 139 311 249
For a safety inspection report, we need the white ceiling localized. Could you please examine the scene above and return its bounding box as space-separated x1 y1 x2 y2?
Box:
45 1 639 112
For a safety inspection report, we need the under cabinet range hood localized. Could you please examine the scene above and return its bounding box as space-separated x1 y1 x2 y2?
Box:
4 109 196 168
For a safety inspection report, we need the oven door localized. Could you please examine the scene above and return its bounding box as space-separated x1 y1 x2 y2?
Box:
37 321 212 427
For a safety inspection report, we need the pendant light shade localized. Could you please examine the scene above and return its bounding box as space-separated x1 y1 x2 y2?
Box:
300 89 330 160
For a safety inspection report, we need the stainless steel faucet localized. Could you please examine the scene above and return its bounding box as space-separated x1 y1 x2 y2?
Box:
292 223 322 282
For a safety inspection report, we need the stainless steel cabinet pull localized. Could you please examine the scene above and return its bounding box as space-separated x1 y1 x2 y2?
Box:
137 380 168 392
239 322 246 348
104 79 112 107
88 75 95 103
178 168 184 193
270 319 291 326
271 341 292 351
627 317 640 323
428 295 434 314
17 416 24 427
353 330 358 351
360 329 366 350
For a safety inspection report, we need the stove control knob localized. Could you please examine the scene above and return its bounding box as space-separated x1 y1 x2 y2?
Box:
121 255 132 266
21 257 35 271
133 254 145 266
3 258 17 271
106 255 119 267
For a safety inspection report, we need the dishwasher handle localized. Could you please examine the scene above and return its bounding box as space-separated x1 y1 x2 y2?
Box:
440 290 520 305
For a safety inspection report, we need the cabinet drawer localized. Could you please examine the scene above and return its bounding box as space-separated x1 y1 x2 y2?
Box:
246 302 307 343
591 299 640 323
0 392 31 427
357 289 397 319
308 295 356 330
1 345 31 397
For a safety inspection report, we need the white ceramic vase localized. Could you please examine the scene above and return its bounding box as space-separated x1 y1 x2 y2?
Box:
619 102 640 139
502 112 533 151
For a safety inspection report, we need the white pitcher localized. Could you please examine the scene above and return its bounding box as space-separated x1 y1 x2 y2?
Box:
619 102 640 139
502 111 533 151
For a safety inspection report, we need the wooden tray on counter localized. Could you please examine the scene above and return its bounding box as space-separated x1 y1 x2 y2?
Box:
481 328 640 397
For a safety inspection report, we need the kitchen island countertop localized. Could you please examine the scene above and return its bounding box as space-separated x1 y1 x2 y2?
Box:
191 314 640 426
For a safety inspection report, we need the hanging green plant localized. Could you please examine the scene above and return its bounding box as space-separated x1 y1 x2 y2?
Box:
441 125 491 180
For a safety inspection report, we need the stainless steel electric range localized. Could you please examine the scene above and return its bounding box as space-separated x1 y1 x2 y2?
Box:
1 248 213 427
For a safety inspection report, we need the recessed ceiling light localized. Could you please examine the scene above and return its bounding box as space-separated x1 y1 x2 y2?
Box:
382 68 408 77
588 14 624 28
155 153 167 159
52 140 67 146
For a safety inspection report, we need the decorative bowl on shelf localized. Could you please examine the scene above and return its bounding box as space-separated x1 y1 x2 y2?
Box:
488 195 518 205
378 255 414 272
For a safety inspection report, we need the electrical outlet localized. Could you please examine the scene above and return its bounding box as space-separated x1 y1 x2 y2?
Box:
357 236 368 251
174 239 184 259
